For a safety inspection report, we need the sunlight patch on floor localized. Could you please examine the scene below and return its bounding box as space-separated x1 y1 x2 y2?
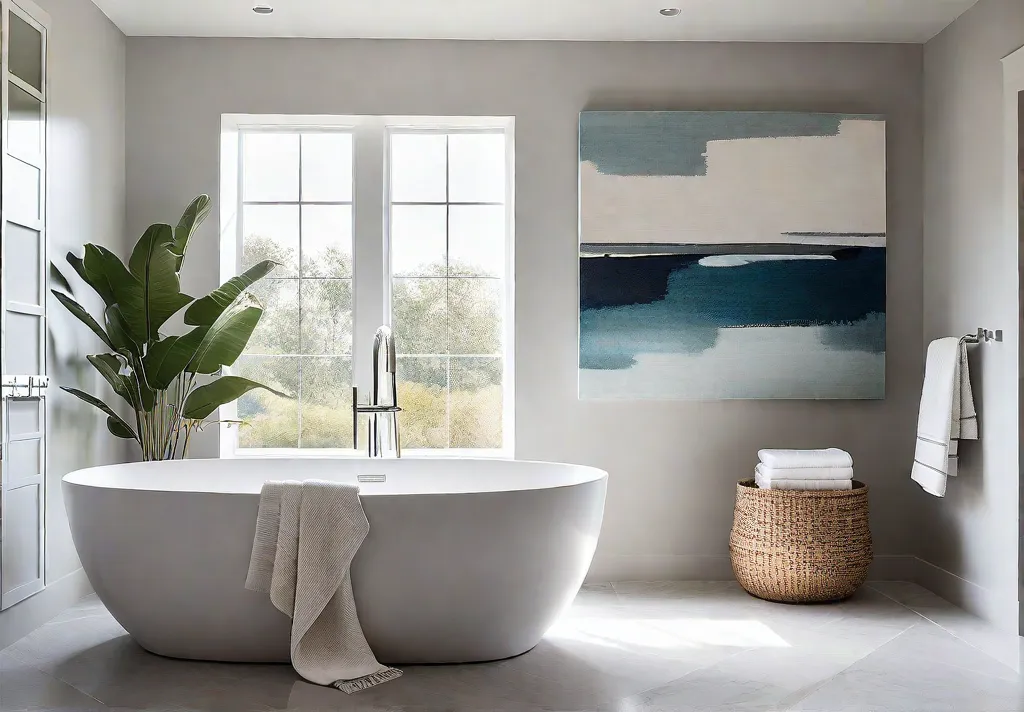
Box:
548 617 791 651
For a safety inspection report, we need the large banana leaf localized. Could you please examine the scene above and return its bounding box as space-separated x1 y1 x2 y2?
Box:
50 263 73 295
80 245 148 340
142 327 207 390
106 417 137 439
61 386 138 441
88 353 155 412
172 195 212 272
187 300 263 375
51 291 115 351
67 250 116 306
182 376 288 420
128 224 194 339
104 305 141 356
184 260 277 326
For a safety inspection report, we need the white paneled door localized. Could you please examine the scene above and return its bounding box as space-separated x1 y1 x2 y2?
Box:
1 0 48 610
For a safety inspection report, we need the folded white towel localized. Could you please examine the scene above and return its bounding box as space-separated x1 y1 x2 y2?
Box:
246 480 402 693
911 338 978 497
755 471 854 491
755 463 854 481
758 448 853 470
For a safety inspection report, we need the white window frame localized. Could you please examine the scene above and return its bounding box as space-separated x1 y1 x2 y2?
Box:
219 114 515 459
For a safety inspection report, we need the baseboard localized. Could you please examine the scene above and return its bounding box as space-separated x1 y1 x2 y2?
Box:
586 552 916 585
913 558 1019 634
868 554 916 582
0 568 93 649
586 554 735 583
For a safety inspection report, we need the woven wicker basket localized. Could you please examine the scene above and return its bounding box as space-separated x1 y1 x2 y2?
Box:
729 479 872 603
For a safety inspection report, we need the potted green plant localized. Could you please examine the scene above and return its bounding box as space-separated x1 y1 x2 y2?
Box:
52 194 286 460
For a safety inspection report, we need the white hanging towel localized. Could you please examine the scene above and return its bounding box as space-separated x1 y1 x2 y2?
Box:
911 338 978 497
246 480 402 693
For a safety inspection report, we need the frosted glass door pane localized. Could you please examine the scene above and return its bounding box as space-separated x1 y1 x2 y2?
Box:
8 83 41 156
8 13 42 92
7 400 41 436
1 484 42 595
4 224 40 305
7 439 40 477
5 158 40 224
5 314 40 373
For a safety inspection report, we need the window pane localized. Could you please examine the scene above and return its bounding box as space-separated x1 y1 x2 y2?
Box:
9 83 41 157
396 356 448 448
301 133 352 202
301 279 352 355
243 133 299 202
390 133 446 202
302 205 352 277
392 278 446 354
450 358 502 449
449 205 505 277
448 133 505 203
9 13 42 93
235 356 299 448
449 278 502 355
243 205 299 277
299 356 352 448
391 205 446 277
246 279 299 355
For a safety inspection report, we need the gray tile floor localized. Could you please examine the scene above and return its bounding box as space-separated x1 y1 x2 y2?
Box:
2 581 1023 711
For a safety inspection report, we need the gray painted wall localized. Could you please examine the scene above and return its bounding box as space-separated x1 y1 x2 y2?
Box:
0 0 126 647
125 38 924 581
920 0 1024 632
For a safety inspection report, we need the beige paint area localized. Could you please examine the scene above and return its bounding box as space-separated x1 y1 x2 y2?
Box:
581 119 886 246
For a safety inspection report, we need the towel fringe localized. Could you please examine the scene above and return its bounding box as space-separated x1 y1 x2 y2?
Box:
334 667 403 694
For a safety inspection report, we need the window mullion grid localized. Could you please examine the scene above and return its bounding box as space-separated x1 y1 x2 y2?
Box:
296 133 304 449
444 134 452 449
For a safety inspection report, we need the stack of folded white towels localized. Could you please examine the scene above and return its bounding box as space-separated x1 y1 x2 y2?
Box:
755 448 854 491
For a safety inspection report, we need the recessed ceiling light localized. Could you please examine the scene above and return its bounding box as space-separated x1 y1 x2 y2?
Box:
252 4 274 15
660 7 681 16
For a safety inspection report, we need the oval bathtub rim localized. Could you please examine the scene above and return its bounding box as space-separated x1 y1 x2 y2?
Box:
61 457 609 498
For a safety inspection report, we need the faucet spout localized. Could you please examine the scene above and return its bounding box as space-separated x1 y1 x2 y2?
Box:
353 326 402 458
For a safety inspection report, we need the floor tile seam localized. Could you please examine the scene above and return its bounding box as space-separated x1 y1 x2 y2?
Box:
10 647 112 707
770 621 920 711
865 584 1021 675
621 644 760 700
0 649 109 710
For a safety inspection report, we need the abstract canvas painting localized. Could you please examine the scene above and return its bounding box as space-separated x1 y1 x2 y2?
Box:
579 111 887 400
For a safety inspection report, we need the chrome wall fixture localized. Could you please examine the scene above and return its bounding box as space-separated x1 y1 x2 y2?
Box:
352 325 402 458
962 327 1004 344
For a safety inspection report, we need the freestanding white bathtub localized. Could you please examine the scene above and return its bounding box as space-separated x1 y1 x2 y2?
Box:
62 458 607 665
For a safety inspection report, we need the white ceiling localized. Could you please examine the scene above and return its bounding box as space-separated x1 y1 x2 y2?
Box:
90 0 978 43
